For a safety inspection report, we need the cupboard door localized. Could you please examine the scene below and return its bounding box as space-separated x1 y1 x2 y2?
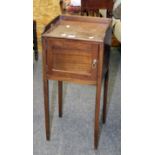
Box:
46 39 99 82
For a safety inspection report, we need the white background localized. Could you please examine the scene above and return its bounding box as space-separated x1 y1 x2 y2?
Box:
0 0 155 155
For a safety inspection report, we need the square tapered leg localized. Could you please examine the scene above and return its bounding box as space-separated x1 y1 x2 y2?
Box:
94 81 102 149
43 79 50 140
103 71 109 124
58 81 63 117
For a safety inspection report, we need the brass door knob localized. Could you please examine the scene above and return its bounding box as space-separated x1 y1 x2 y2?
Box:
92 59 97 69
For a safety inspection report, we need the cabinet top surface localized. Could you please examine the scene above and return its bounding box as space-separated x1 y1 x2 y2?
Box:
42 15 112 42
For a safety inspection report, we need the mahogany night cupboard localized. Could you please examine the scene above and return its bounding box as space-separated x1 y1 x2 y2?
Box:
42 15 112 149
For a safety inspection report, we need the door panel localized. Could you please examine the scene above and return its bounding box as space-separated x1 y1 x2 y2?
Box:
46 39 99 81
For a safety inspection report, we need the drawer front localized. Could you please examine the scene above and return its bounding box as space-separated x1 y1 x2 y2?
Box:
46 39 98 82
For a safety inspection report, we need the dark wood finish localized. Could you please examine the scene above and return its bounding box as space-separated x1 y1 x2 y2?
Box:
103 70 109 123
58 81 63 117
33 20 38 60
43 79 50 140
102 45 110 123
94 43 104 149
46 38 98 83
81 0 113 17
42 15 111 149
42 37 50 140
81 0 113 10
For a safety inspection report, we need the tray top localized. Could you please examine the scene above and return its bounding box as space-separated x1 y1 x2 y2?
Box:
42 15 112 42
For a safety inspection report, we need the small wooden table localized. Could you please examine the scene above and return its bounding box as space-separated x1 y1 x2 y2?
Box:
42 15 112 149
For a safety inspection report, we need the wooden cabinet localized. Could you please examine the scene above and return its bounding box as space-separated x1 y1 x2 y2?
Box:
42 15 112 149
